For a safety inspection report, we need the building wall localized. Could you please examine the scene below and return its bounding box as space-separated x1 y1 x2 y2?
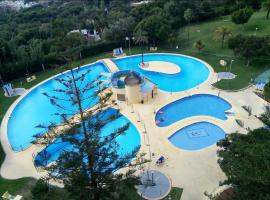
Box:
126 85 141 104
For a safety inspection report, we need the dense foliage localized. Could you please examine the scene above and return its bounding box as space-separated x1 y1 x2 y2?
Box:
217 128 270 200
232 7 254 26
0 0 245 81
264 81 270 101
228 34 270 65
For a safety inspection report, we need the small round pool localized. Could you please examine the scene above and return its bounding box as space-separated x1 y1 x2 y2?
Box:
169 122 225 150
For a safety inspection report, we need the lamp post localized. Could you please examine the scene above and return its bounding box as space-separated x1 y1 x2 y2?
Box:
125 36 135 55
229 59 234 73
254 27 258 36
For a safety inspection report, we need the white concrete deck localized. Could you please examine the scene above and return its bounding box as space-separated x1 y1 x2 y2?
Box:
0 53 266 200
139 61 181 75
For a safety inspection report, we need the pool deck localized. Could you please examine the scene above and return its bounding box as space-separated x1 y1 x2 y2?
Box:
0 53 266 200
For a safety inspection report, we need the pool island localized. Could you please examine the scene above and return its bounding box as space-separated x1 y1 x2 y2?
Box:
139 61 181 75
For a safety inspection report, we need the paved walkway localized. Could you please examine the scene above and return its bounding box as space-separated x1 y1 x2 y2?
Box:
0 55 266 200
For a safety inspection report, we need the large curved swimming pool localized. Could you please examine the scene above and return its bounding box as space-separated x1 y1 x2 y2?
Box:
155 94 232 127
7 62 109 151
113 54 210 92
169 122 225 150
35 108 140 166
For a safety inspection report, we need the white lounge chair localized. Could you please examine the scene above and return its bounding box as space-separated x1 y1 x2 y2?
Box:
2 83 14 97
255 82 266 91
26 75 36 83
113 47 126 57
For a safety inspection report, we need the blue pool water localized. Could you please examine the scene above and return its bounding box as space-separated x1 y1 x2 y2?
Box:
169 122 225 150
8 62 109 151
35 108 140 166
155 94 232 127
113 54 210 92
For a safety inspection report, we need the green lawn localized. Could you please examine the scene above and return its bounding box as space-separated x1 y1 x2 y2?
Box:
175 10 270 90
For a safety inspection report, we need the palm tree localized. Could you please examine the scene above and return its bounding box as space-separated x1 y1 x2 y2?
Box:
214 26 232 48
264 0 270 19
134 29 148 64
193 40 205 52
184 8 194 43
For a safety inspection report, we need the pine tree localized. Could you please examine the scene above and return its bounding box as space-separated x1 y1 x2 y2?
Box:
33 63 147 200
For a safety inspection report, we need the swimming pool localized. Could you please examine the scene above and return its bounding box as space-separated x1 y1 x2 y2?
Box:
35 108 141 166
169 122 225 150
7 62 109 151
113 54 210 92
155 94 232 127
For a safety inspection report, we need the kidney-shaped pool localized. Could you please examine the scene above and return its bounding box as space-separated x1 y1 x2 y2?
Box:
155 94 232 127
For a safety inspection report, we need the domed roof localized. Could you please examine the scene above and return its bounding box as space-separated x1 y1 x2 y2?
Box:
124 71 143 86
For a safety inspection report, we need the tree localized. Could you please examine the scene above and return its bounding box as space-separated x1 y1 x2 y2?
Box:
193 40 205 52
240 0 262 11
232 7 253 28
32 179 71 200
163 1 186 29
135 15 170 47
228 34 270 66
214 26 232 48
217 128 270 200
29 39 45 71
263 82 270 101
16 45 30 76
184 8 194 43
103 17 136 42
134 29 148 64
33 64 147 200
264 0 270 19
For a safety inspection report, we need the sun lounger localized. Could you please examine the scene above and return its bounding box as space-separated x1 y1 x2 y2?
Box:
113 47 126 57
150 47 158 51
2 83 14 97
26 75 37 83
255 82 266 91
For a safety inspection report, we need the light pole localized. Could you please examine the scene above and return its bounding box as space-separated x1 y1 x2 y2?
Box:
254 27 258 36
125 37 130 55
229 59 234 73
125 37 134 55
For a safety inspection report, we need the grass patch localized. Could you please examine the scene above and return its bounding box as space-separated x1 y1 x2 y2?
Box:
176 10 270 90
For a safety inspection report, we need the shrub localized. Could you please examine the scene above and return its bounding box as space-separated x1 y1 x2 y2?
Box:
259 106 270 127
80 42 122 58
242 105 252 116
236 119 244 127
264 81 270 101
